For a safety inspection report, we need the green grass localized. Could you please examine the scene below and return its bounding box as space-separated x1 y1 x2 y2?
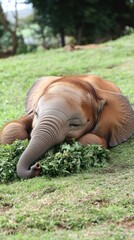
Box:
0 34 134 239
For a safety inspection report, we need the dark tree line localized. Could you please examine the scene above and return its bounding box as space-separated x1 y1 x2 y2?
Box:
0 0 133 57
0 1 19 57
27 0 134 46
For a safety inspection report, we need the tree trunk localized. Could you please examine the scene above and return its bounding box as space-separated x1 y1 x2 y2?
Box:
76 23 85 45
0 2 18 56
0 4 11 33
12 31 18 55
60 28 65 47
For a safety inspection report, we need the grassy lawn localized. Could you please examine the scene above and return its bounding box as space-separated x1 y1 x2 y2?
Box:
0 34 134 240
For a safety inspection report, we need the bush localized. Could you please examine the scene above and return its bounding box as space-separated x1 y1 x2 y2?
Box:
0 140 110 183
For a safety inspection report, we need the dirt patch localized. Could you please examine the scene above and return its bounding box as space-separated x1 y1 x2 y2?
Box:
118 216 134 230
78 192 109 207
3 227 17 235
107 64 117 69
0 203 13 214
92 199 109 207
56 221 71 230
0 51 13 58
64 44 99 51
42 187 56 195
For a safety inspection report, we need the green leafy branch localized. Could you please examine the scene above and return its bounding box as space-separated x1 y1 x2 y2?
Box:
0 140 110 183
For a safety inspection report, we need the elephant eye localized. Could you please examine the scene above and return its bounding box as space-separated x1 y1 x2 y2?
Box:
69 119 81 127
70 123 80 127
69 124 79 127
35 111 38 118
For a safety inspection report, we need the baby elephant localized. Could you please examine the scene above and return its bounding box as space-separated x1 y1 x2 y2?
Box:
1 75 134 178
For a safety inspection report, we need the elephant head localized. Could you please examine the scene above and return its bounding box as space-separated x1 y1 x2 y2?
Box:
17 77 106 178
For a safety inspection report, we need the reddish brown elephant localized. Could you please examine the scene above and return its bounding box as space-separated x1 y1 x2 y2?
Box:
1 75 134 178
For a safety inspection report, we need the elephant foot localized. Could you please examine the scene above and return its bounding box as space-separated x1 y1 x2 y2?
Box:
78 133 107 148
30 163 41 178
1 122 29 144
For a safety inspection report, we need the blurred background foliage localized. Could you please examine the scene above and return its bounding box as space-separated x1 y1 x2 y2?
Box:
0 0 134 57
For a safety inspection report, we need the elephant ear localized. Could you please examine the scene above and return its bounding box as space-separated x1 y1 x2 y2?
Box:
109 94 134 147
25 76 61 114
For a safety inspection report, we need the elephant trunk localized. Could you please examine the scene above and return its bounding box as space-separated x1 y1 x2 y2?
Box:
17 116 64 178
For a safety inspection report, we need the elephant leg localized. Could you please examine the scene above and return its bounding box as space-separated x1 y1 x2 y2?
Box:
78 133 107 148
0 115 32 145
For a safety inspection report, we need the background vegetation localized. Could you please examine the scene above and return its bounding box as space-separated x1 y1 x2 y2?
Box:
0 0 134 56
0 33 134 239
27 0 134 45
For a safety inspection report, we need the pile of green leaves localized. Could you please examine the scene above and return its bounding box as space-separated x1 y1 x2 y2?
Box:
0 140 110 183
0 140 28 183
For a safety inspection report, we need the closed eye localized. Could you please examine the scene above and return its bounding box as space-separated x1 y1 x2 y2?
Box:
69 123 80 127
35 111 38 118
69 119 82 127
